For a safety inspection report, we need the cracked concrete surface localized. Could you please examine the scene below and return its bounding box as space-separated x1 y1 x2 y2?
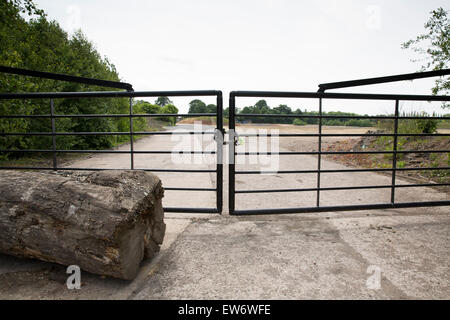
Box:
132 210 449 300
0 209 448 299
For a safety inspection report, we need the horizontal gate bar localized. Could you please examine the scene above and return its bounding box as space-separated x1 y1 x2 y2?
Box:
232 201 450 215
0 113 217 118
1 131 216 136
0 167 216 173
163 207 220 213
2 90 447 101
0 90 221 99
230 91 450 101
235 113 449 120
235 133 450 137
317 69 450 92
235 183 449 193
235 150 449 155
164 187 216 191
0 150 216 154
4 131 442 137
235 167 450 174
0 65 134 91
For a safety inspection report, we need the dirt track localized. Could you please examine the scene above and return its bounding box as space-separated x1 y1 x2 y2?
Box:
62 123 448 210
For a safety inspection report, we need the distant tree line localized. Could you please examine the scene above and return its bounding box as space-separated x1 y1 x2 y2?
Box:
188 99 217 114
133 97 179 126
188 99 375 127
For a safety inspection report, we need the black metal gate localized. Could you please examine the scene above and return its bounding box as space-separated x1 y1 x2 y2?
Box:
228 70 450 215
2 66 450 215
0 67 223 214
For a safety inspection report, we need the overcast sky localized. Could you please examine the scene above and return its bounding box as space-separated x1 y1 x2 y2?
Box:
35 0 449 114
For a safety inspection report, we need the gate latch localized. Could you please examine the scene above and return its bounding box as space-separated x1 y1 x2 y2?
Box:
228 130 240 146
214 128 227 145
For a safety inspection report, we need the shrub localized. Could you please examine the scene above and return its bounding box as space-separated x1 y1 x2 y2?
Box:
293 119 307 126
160 104 179 126
415 116 437 134
377 111 438 134
345 119 373 127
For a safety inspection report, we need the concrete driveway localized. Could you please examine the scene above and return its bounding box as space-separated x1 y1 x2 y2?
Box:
0 124 448 299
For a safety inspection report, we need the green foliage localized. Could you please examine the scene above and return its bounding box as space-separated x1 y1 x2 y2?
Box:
377 111 438 134
206 104 217 113
160 104 179 125
0 0 147 159
344 118 373 127
134 100 162 114
133 100 179 125
154 96 172 107
237 100 375 127
188 99 207 113
133 100 179 126
402 7 449 107
186 100 217 114
415 118 438 134
293 119 307 126
437 115 450 129
397 160 406 168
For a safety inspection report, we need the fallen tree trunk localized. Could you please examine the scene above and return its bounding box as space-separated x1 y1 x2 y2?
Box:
0 170 165 280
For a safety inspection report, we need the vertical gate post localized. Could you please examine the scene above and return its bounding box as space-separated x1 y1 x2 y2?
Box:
50 98 57 170
229 93 236 215
317 98 323 206
391 99 399 204
129 97 134 170
216 91 223 214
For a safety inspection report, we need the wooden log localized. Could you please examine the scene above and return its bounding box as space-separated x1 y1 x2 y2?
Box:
0 170 165 280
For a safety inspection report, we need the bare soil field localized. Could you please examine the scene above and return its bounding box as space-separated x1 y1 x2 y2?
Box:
235 123 375 152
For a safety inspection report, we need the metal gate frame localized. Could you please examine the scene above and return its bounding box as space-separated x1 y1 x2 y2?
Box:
0 67 223 214
228 70 450 215
2 66 450 215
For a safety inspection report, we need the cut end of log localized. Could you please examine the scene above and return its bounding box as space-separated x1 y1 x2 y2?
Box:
0 170 165 280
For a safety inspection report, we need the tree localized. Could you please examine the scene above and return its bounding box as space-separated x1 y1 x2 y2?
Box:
0 0 141 157
188 99 207 113
274 104 292 114
160 104 179 126
155 96 172 107
134 100 161 114
206 104 217 113
162 104 178 114
402 7 449 106
254 100 269 111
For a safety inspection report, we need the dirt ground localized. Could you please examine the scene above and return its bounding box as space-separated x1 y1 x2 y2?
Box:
235 123 375 151
236 123 449 188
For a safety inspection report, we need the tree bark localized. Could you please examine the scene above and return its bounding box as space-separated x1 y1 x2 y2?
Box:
0 170 165 280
